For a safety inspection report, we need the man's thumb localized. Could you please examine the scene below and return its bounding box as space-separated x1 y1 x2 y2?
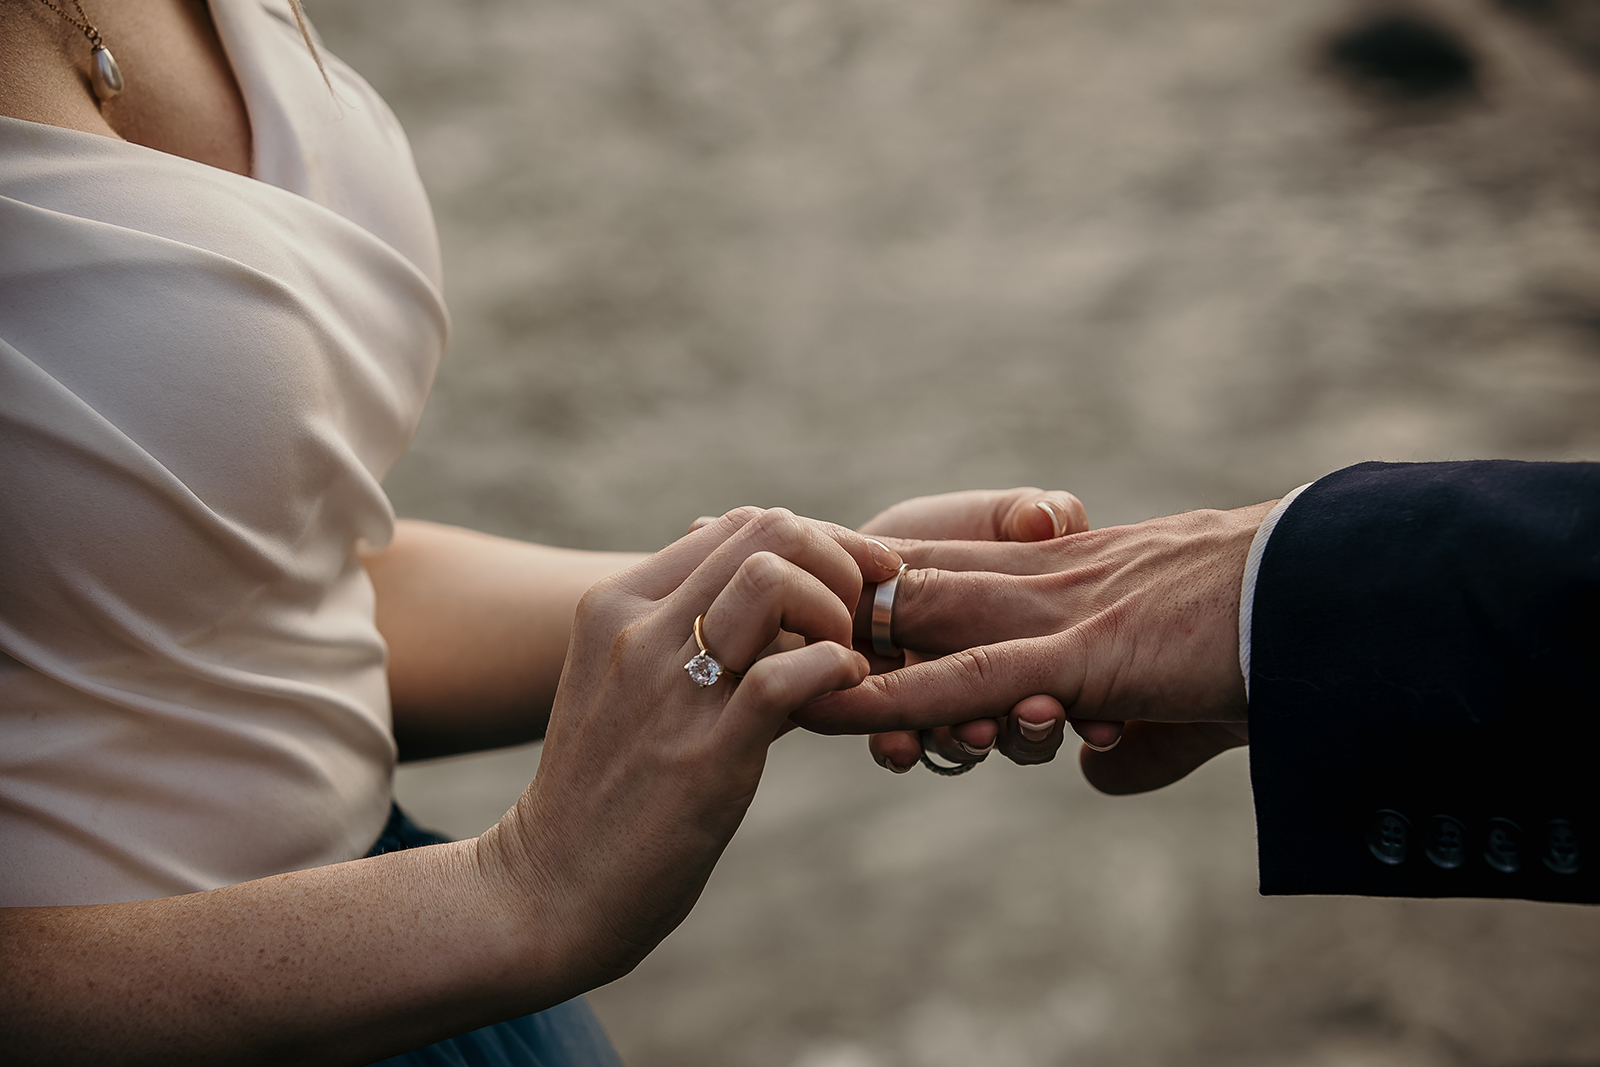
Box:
1001 492 1088 542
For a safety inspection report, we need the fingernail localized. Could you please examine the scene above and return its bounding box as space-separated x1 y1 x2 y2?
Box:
957 739 995 758
1036 500 1066 538
1018 719 1054 742
888 760 913 774
689 515 717 532
864 537 903 573
1084 737 1121 753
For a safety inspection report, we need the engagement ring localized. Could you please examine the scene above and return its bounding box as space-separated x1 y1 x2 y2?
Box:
684 613 742 687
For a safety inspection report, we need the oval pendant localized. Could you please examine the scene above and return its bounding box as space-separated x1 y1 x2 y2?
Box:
91 46 124 102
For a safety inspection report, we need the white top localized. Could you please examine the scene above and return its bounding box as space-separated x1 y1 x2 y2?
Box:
1238 482 1314 702
0 0 448 906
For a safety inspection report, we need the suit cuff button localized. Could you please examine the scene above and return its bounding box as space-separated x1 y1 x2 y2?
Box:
1544 819 1581 875
1367 809 1411 866
1483 817 1525 874
1423 815 1467 869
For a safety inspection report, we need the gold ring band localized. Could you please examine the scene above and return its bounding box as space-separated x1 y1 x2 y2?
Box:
684 613 742 687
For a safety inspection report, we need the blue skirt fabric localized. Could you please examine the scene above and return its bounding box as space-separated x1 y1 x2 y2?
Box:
363 806 624 1067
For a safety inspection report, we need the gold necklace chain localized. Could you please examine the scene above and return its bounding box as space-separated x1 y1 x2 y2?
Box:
30 0 123 102
32 0 106 49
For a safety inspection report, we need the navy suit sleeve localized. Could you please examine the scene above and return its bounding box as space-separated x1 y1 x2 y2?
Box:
1248 460 1600 902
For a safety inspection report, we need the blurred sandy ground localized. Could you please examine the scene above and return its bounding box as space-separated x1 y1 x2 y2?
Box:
309 0 1600 1063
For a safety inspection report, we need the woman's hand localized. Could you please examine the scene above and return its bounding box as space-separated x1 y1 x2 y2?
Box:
0 508 898 1067
796 502 1273 791
477 506 900 990
853 487 1088 773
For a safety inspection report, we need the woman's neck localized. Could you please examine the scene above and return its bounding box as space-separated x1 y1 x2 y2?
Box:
0 0 252 176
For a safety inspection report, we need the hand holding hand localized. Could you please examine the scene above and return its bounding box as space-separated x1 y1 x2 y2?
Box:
797 502 1274 792
854 487 1088 770
478 508 900 992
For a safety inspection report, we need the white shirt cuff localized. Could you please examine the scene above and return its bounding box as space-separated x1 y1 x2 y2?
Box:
1238 482 1313 702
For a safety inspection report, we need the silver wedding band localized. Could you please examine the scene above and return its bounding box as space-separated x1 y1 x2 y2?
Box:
871 563 909 657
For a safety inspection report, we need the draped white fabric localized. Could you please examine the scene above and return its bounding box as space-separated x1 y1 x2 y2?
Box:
0 0 449 905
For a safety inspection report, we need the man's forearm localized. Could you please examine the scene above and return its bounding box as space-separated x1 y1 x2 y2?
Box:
1248 460 1600 902
364 520 645 759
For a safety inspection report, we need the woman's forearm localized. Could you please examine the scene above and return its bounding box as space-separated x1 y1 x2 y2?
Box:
0 841 570 1067
4 511 897 1065
365 520 646 759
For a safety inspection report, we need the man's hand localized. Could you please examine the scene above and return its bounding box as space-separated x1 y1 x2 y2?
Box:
797 501 1274 792
852 488 1087 771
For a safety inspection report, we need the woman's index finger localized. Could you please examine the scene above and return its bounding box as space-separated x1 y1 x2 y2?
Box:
621 507 766 600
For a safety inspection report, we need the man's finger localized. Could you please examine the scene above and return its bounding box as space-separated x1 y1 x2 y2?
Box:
868 731 921 773
1077 721 1248 795
854 567 1098 656
995 694 1067 765
928 720 999 764
1069 717 1124 752
859 487 1088 543
1001 491 1090 542
861 536 1067 576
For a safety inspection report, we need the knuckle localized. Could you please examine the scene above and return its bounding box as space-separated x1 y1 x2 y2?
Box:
875 666 912 704
750 507 806 554
947 646 998 689
904 566 936 600
741 663 788 707
895 568 934 622
574 581 620 627
722 506 765 528
820 640 857 676
735 550 792 600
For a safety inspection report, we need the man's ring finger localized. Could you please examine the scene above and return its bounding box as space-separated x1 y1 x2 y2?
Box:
872 563 909 657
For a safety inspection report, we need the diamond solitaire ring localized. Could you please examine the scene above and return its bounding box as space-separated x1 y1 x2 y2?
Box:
684 613 742 687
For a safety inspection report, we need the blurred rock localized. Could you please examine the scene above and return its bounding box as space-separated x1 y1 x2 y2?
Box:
1323 13 1478 102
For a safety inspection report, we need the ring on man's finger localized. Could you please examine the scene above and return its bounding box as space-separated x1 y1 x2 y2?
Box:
871 563 910 657
684 613 743 687
918 729 978 776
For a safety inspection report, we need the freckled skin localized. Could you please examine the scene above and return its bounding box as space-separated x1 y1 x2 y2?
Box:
0 506 902 1063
